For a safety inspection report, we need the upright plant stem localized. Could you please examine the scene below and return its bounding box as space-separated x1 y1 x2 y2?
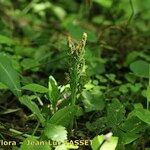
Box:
70 63 78 105
67 33 87 131
147 100 149 110
69 63 78 132
147 65 150 110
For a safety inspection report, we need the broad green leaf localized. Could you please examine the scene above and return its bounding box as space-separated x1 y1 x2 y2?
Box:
107 99 125 128
121 116 146 133
82 90 105 112
20 136 51 150
100 137 118 150
33 2 52 12
52 6 66 20
48 105 77 127
0 53 21 97
130 60 149 78
120 132 140 145
22 83 48 93
129 105 150 125
119 84 129 94
0 34 13 46
91 135 104 150
119 83 142 94
44 123 67 142
86 117 107 132
126 51 150 65
93 0 112 8
87 56 105 76
19 96 45 126
48 76 60 107
120 116 146 144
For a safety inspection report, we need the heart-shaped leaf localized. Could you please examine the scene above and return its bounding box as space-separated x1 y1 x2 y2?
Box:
130 60 149 78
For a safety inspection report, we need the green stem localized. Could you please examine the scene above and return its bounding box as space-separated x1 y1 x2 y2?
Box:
32 122 40 136
0 124 38 139
70 62 78 105
69 62 78 132
147 100 149 110
67 33 87 132
147 64 150 110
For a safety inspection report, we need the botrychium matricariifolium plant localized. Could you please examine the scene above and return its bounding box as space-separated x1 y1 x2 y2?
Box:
67 33 87 106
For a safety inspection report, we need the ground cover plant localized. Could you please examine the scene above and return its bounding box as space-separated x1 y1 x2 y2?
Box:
0 0 150 150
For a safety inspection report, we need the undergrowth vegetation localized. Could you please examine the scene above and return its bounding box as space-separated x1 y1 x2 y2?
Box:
0 0 150 150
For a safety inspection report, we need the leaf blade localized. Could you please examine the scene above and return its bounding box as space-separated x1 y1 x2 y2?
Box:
44 123 67 142
22 83 48 93
0 53 21 97
48 105 77 127
19 96 45 126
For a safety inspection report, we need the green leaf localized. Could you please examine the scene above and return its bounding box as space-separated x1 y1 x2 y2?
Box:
66 24 97 42
129 104 150 125
121 132 140 145
87 56 105 76
93 0 112 8
126 51 139 65
52 6 66 20
44 123 67 142
0 108 20 115
55 144 78 150
0 53 21 97
48 106 77 127
48 76 60 107
119 84 129 94
120 116 146 144
100 137 118 150
19 96 45 126
22 83 48 93
107 99 125 129
86 117 107 132
91 135 105 150
91 134 118 150
21 58 40 71
82 90 105 112
130 60 149 78
55 144 67 150
0 34 13 46
20 136 51 150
